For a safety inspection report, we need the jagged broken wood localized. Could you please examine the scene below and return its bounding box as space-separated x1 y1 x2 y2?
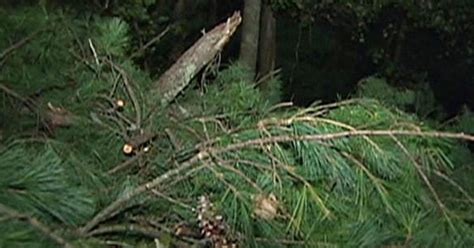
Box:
152 12 242 106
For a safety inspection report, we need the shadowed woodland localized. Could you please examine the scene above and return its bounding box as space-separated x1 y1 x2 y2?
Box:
0 0 473 247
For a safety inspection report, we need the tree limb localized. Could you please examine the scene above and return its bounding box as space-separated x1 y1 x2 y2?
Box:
151 12 242 106
80 128 473 234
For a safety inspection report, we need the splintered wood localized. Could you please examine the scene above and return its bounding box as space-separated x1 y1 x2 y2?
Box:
152 12 242 105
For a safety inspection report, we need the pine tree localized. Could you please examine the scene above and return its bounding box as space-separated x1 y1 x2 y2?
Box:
1 4 473 248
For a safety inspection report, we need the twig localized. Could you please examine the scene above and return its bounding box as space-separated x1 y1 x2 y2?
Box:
88 38 100 66
150 189 193 210
81 129 474 234
266 101 294 113
255 68 281 87
97 216 198 247
131 216 204 246
433 170 474 204
107 151 144 175
159 164 206 192
107 60 142 129
212 155 263 193
0 203 75 248
390 135 455 231
129 26 171 59
87 223 162 238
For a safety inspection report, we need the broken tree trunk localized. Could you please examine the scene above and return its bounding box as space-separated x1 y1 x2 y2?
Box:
151 12 242 106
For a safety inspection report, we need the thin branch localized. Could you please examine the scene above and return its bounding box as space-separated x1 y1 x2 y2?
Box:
390 135 455 231
150 189 193 210
87 223 162 238
213 155 263 193
0 203 75 248
107 60 142 129
433 170 474 204
132 216 204 246
160 164 206 192
215 130 474 154
80 160 205 234
107 151 144 175
340 151 393 212
81 129 473 234
129 25 171 59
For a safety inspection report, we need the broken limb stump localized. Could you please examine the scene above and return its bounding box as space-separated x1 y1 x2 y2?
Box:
151 12 242 106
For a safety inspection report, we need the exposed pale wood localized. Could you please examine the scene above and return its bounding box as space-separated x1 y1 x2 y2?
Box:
152 12 242 106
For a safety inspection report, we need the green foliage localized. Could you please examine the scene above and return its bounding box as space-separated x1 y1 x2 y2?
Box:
0 143 96 247
0 145 95 225
0 220 52 248
191 99 473 247
94 17 130 57
0 3 473 248
357 77 415 110
177 63 269 128
356 76 444 118
452 107 474 134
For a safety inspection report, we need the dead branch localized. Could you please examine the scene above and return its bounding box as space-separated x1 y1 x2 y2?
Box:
151 12 242 106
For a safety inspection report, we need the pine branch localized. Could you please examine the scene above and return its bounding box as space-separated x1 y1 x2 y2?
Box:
433 170 474 204
0 203 75 248
81 128 473 234
390 135 455 230
80 160 205 234
106 60 142 129
216 130 474 154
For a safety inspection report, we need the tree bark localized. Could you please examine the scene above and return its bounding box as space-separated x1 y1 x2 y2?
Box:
239 0 262 77
151 12 242 106
257 1 276 88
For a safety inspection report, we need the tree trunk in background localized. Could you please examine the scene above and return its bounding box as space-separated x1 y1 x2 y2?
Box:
257 1 276 88
239 0 262 78
173 0 186 20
